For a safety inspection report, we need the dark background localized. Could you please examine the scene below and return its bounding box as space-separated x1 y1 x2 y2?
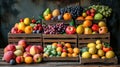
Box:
0 0 120 63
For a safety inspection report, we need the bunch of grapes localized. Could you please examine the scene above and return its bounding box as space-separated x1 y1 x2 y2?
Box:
60 5 84 19
88 5 112 17
42 23 66 34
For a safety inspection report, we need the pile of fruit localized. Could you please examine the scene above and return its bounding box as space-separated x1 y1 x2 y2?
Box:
81 40 115 59
76 20 108 34
11 17 42 34
43 42 80 57
3 39 43 65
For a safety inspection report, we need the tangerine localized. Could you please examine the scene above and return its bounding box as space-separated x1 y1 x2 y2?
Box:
67 48 73 54
73 48 80 54
65 43 71 48
85 16 93 20
63 13 72 20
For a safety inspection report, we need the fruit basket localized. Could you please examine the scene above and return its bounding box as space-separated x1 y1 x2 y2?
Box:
78 40 118 64
8 33 42 45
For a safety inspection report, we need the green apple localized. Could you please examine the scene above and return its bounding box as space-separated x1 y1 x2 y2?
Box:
57 51 61 56
94 13 103 20
51 50 57 55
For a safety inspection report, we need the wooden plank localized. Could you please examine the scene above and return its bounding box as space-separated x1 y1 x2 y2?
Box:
9 39 42 42
8 33 42 37
43 34 77 38
80 56 118 64
43 57 79 62
78 39 110 43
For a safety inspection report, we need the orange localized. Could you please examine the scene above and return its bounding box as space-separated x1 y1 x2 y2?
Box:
67 53 72 57
52 42 57 47
92 54 100 59
76 16 84 20
83 20 92 27
56 47 62 52
24 56 33 64
61 52 67 57
65 43 71 48
24 26 33 34
44 14 52 21
85 16 93 20
67 48 73 54
73 48 80 54
63 13 72 20
72 53 78 57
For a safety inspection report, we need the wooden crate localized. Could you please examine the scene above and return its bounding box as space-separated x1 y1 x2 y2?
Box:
43 34 78 62
43 34 77 47
77 33 110 48
8 33 42 45
79 56 118 64
43 57 79 62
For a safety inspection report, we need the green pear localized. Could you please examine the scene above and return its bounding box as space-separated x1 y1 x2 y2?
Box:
43 8 51 16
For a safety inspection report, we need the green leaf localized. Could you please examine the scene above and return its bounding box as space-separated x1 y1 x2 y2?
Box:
39 15 44 20
69 20 75 26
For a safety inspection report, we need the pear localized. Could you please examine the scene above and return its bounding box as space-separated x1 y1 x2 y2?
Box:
76 25 84 34
43 8 51 16
84 27 92 34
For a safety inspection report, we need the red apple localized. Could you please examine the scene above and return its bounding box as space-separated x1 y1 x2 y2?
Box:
37 45 43 53
15 56 24 64
31 19 36 23
86 10 91 15
91 13 95 17
3 51 16 63
18 40 27 48
62 49 67 52
20 19 24 22
30 45 40 56
57 44 62 47
92 24 99 32
17 29 23 33
65 26 76 34
4 44 16 52
25 45 32 52
11 27 18 34
33 54 42 63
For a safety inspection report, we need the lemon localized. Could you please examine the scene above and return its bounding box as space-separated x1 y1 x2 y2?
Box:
82 52 91 58
106 51 115 58
24 18 31 25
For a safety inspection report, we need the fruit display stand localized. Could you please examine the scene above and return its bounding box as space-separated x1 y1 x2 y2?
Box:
8 33 42 45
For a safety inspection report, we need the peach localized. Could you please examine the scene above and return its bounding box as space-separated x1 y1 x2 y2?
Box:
15 56 24 64
3 51 16 63
23 52 32 58
30 46 40 56
18 39 27 48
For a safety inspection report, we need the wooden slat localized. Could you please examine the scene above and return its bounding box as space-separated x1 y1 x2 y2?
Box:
8 33 42 37
78 39 110 43
9 39 42 42
43 39 77 43
80 56 118 64
43 57 79 62
43 34 77 38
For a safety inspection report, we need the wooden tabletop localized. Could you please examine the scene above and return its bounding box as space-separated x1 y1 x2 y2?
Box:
0 49 119 67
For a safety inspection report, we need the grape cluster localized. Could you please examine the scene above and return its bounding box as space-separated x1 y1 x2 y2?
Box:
88 5 112 17
60 5 83 19
42 23 66 34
